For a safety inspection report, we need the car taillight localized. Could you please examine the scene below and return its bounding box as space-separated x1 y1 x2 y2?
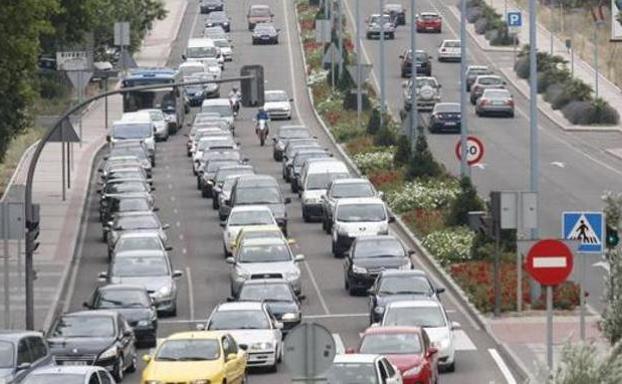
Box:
479 99 489 106
506 99 514 106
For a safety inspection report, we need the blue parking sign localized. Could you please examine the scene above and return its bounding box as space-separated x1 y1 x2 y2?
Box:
507 11 522 27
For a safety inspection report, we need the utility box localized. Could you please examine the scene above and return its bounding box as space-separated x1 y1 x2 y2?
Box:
240 65 264 107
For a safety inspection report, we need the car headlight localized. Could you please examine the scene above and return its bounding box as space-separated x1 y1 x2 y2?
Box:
98 345 118 360
374 306 385 314
285 269 300 280
281 312 299 321
156 285 172 298
145 381 163 384
336 226 349 236
137 320 150 327
250 342 274 351
237 267 250 279
352 265 367 274
403 364 423 377
191 380 210 384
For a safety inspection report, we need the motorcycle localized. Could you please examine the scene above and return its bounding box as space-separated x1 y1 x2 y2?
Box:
255 118 269 146
229 93 240 116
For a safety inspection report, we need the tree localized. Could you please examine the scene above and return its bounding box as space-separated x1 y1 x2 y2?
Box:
0 0 58 161
601 191 622 345
406 131 443 179
446 177 484 227
548 341 622 384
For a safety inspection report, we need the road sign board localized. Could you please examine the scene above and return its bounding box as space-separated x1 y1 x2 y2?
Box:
562 211 604 253
346 64 373 87
66 71 93 93
315 19 332 43
114 22 131 46
507 11 522 27
49 118 81 143
455 136 484 166
525 239 574 286
322 43 342 67
0 202 25 240
283 323 336 379
56 51 92 71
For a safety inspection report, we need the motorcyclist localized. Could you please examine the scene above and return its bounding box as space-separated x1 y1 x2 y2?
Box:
255 107 270 135
228 87 241 113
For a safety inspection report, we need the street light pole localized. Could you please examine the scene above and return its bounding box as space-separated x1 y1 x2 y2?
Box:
379 0 386 130
594 21 603 98
410 0 417 146
459 0 469 177
356 0 362 131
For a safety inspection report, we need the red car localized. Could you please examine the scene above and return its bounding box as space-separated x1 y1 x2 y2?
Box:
348 326 439 384
416 12 442 33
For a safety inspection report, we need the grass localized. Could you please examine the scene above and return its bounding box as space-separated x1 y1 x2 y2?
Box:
0 127 45 198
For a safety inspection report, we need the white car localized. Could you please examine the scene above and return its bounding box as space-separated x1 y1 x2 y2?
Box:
201 98 235 132
327 354 402 384
202 301 283 371
263 90 293 120
22 365 116 384
222 205 277 256
213 38 233 61
139 108 169 141
437 39 461 62
380 299 459 371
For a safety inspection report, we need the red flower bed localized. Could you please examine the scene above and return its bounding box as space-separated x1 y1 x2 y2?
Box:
300 19 315 31
304 41 323 51
368 170 404 191
402 209 445 237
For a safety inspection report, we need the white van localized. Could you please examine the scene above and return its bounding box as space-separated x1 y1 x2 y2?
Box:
112 112 156 155
201 98 235 132
300 160 350 222
184 38 224 70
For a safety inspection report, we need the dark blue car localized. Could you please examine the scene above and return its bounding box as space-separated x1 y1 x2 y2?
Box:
429 102 461 133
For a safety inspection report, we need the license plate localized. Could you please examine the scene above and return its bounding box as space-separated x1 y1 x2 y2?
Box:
426 27 434 30
492 101 504 105
63 361 87 366
445 122 456 126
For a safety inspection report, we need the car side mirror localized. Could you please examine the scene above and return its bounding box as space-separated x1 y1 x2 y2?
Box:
408 250 416 256
275 322 284 330
345 347 356 354
272 137 277 142
151 186 156 191
165 245 174 251
153 206 160 212
294 254 305 262
287 238 296 245
297 294 306 301
226 296 235 302
436 287 446 294
388 215 396 223
452 321 461 330
173 270 184 279
16 362 31 371
225 257 235 265
162 223 170 230
284 197 292 204
399 55 404 59
238 343 248 351
98 271 108 281
184 133 189 137
181 54 187 60
220 222 226 228
123 329 133 337
98 168 103 173
142 354 152 363
426 346 439 357
106 136 111 143
82 301 91 309
196 323 206 331
289 98 294 102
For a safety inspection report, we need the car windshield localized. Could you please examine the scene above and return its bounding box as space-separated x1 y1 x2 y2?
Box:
337 203 386 222
228 210 274 226
415 78 438 88
434 104 460 113
238 243 292 263
239 283 294 302
443 40 460 48
479 77 502 85
239 230 282 243
306 172 349 190
113 124 151 139
379 276 433 295
95 289 150 309
110 148 148 160
155 339 220 361
266 91 288 102
24 375 86 384
187 46 218 58
250 7 271 17
421 13 439 20
198 138 234 150
370 15 391 24
112 256 169 277
360 333 423 355
384 306 446 328
106 182 148 194
116 198 150 212
115 215 158 230
208 309 270 330
207 160 238 173
115 236 162 252
53 315 115 338
255 25 275 33
214 40 230 48
0 341 13 368
469 68 490 76
203 105 233 117
236 186 281 204
281 129 309 139
216 169 253 183
328 363 379 384
332 183 375 198
355 238 404 258
108 170 144 179
147 111 164 121
294 153 327 167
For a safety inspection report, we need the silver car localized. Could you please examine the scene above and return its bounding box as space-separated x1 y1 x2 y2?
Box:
321 178 379 234
227 237 304 297
402 76 441 111
366 14 396 39
106 211 169 258
475 88 515 117
470 75 506 104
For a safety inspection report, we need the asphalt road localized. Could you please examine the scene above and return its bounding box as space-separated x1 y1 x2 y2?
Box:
342 0 622 311
64 0 524 383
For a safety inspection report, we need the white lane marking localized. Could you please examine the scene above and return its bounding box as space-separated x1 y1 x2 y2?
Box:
333 333 345 354
174 208 179 214
453 330 477 351
305 313 368 319
488 348 518 384
179 234 184 240
186 267 195 321
302 261 331 315
168 184 173 190
281 0 302 120
550 161 565 168
533 256 567 268
182 248 188 255
176 221 181 227
171 196 176 202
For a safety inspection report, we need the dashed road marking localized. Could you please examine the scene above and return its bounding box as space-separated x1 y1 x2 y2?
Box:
333 333 345 354
186 267 195 321
489 348 517 384
302 261 330 315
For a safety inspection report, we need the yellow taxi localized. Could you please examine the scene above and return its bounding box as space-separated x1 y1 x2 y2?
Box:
230 224 295 255
142 331 247 384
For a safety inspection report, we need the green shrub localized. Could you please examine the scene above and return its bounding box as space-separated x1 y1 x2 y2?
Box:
38 72 71 100
551 78 592 110
352 150 394 174
474 18 488 34
332 122 364 142
367 107 382 135
446 177 485 227
343 91 371 111
374 124 397 147
386 178 460 213
393 135 411 167
407 133 443 180
561 98 620 126
514 57 530 79
466 7 483 23
544 83 564 103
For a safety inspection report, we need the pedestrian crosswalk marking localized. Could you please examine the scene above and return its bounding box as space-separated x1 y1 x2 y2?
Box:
566 214 601 244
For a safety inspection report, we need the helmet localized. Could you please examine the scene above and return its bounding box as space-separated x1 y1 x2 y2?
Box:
259 107 265 112
232 87 238 92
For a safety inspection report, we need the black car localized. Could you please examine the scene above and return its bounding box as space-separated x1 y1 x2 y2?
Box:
184 83 207 106
368 270 444 323
205 11 231 32
200 0 223 13
400 49 432 78
344 235 413 295
102 166 151 185
199 159 242 197
252 23 279 45
272 125 312 161
99 192 154 226
84 285 158 348
47 310 137 381
234 279 303 332
429 102 461 133
284 149 330 182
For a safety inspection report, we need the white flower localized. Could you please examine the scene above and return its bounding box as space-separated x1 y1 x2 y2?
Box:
386 179 460 213
352 150 394 174
422 227 475 266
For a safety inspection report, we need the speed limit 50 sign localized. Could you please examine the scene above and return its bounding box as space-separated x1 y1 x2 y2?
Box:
455 136 485 166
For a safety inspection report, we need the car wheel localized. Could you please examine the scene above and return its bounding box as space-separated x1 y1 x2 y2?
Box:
445 361 455 372
302 210 310 223
470 97 476 105
113 356 124 382
291 183 298 193
509 111 515 118
223 244 230 258
127 353 137 373
196 177 202 190
168 302 177 317
475 109 481 117
348 282 357 296
332 241 341 258
212 198 219 209
201 187 210 198
344 277 349 290
151 159 156 167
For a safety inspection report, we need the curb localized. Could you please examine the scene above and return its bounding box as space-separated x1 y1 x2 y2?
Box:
294 5 532 382
448 6 516 53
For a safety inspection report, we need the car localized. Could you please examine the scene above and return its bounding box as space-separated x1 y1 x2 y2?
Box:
369 270 444 324
105 212 169 258
428 102 461 133
263 90 292 120
252 23 280 45
113 113 157 159
235 279 303 331
98 178 153 215
399 49 432 78
108 229 171 264
321 178 378 233
380 299 460 372
352 326 439 384
227 237 304 297
272 125 312 161
284 148 330 183
22 366 116 384
205 11 231 32
366 14 396 39
214 166 256 219
184 77 211 106
47 310 137 381
229 224 289 255
384 3 406 26
109 140 154 167
331 197 394 257
465 65 493 91
213 38 233 61
343 235 413 295
437 39 461 62
247 4 273 30
416 12 442 33
200 0 223 13
101 166 151 185
199 158 242 196
283 138 322 166
201 302 283 371
139 109 169 141
141 331 247 384
470 75 506 105
227 175 291 234
99 155 151 179
200 98 235 132
203 27 231 50
99 249 183 316
402 77 441 112
83 284 158 348
0 331 52 384
327 354 402 384
222 205 278 256
193 136 238 168
99 194 155 226
300 160 350 221
476 88 515 117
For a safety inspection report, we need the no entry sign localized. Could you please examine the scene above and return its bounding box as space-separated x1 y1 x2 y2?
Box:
455 136 484 166
525 239 574 286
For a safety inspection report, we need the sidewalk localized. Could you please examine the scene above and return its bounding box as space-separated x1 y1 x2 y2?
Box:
0 0 188 331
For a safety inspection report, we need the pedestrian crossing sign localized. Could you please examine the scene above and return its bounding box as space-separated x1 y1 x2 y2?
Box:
562 211 604 253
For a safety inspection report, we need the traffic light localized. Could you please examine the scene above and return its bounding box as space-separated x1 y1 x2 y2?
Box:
240 65 264 107
606 224 619 249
